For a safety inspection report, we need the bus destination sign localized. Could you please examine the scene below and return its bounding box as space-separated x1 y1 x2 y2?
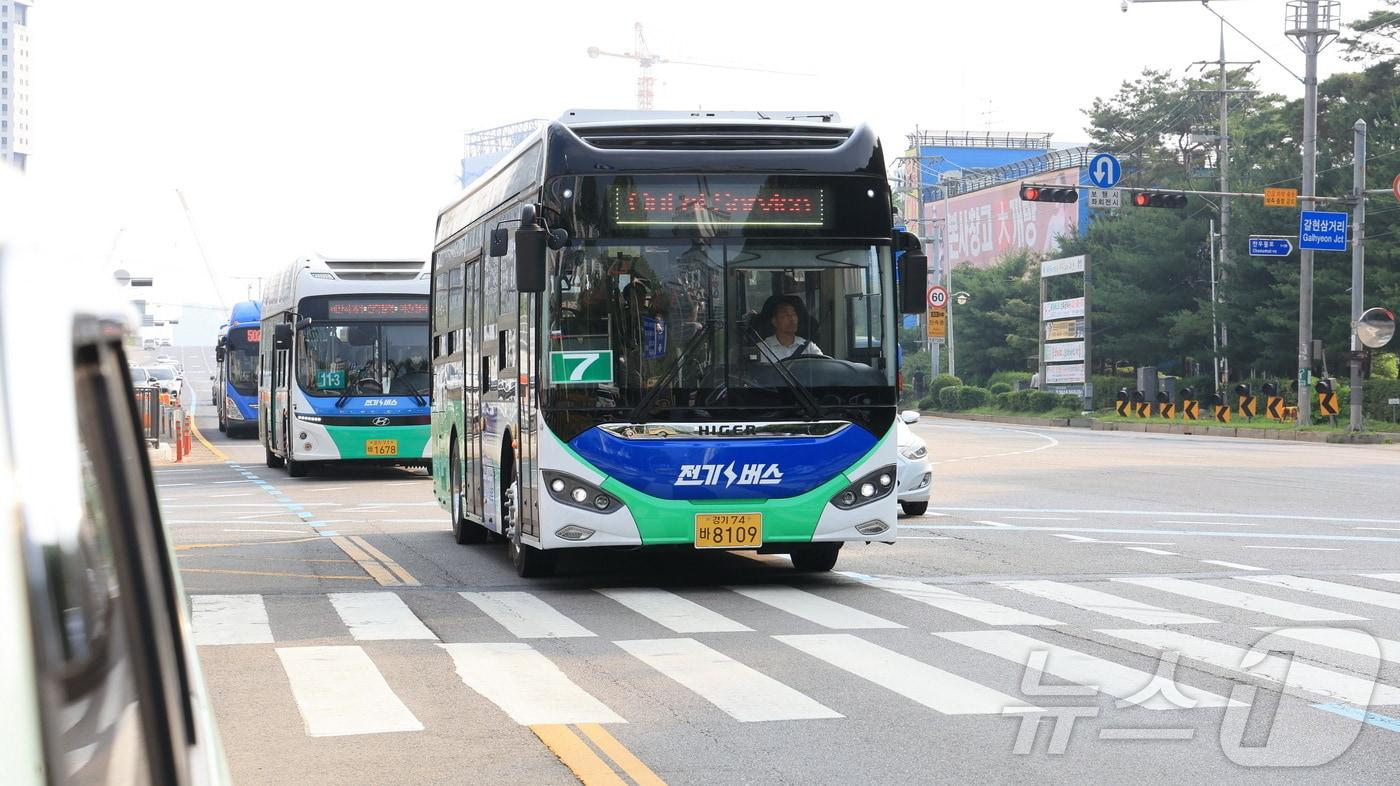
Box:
327 300 430 320
610 186 826 227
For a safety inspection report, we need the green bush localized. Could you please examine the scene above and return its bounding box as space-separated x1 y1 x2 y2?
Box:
1058 394 1084 411
1001 389 1035 412
917 395 936 410
988 370 1033 390
1374 353 1399 380
939 385 991 411
1026 390 1060 412
988 382 1012 395
1092 374 1131 410
928 374 963 402
995 391 1014 410
1365 379 1400 421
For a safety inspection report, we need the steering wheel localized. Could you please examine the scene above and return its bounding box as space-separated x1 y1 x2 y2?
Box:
779 350 832 363
353 378 383 395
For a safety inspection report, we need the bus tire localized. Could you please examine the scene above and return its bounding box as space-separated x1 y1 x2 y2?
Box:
217 414 226 433
900 502 928 517
265 446 284 469
504 464 554 577
450 440 487 545
287 457 308 478
790 543 841 572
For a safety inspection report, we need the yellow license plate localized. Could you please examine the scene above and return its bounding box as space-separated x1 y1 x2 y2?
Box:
694 513 763 549
365 439 398 456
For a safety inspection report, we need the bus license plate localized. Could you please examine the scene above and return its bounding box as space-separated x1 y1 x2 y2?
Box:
694 513 763 549
365 439 398 456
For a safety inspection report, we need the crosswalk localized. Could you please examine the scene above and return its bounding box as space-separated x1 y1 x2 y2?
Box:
190 573 1400 739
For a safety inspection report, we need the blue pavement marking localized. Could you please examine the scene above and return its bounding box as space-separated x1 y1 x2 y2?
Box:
318 531 339 537
297 512 314 519
1312 703 1400 732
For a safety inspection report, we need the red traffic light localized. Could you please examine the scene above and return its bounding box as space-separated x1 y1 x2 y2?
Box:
1019 185 1078 203
1131 191 1187 209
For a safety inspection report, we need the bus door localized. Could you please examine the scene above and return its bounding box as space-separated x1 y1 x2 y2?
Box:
272 335 291 454
464 257 483 521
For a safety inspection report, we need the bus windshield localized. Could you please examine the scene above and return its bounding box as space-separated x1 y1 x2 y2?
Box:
543 239 892 419
297 323 429 398
225 326 260 394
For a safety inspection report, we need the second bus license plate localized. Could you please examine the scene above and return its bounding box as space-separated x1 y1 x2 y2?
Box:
694 513 763 549
365 439 398 456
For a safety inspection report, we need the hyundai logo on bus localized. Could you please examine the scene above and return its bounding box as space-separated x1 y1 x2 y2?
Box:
372 417 391 426
675 462 784 488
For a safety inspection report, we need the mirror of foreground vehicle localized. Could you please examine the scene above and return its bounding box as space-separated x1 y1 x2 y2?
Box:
0 170 231 785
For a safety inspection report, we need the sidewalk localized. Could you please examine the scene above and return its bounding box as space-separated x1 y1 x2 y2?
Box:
147 413 227 466
923 410 1394 445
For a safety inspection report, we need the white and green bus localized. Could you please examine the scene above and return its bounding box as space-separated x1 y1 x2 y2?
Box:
259 254 432 477
430 110 926 576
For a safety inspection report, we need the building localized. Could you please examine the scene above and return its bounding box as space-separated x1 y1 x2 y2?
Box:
893 130 1093 271
0 1 32 171
459 119 544 189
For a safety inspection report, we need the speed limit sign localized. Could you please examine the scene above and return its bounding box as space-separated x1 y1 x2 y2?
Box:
927 285 948 309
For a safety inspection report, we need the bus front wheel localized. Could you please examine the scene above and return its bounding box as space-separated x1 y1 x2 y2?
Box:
790 543 842 572
265 446 284 469
504 472 554 577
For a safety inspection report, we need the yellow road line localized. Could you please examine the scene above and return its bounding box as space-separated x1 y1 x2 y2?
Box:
348 535 420 586
576 724 667 786
175 536 325 551
188 417 229 461
330 536 400 586
177 555 354 564
178 567 374 581
530 725 627 786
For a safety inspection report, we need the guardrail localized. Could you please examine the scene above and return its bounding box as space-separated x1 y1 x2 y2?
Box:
133 385 162 446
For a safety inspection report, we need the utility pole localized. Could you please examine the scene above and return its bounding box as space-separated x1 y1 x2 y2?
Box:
1286 0 1339 426
1350 119 1366 431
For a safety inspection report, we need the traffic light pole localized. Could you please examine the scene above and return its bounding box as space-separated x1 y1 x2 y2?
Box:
1350 119 1366 432
1295 0 1321 427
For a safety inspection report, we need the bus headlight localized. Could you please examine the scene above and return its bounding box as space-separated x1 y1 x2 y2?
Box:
900 444 926 460
225 398 244 419
830 465 896 510
543 471 621 514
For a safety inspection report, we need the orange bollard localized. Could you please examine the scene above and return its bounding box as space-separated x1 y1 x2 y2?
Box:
174 417 184 462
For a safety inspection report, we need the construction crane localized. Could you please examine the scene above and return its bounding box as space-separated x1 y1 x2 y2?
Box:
587 23 810 110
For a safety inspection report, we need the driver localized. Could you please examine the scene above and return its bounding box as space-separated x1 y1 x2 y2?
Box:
760 298 821 362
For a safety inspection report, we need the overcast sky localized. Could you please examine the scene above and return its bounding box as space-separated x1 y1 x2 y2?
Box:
20 0 1386 320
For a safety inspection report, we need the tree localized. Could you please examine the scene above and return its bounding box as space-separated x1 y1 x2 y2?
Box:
945 251 1039 385
1340 0 1400 63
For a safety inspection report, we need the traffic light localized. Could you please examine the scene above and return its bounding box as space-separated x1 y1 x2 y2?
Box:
1020 185 1079 203
1130 191 1188 209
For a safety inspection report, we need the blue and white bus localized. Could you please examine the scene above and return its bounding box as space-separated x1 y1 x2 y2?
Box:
215 299 261 438
429 110 927 576
259 255 432 477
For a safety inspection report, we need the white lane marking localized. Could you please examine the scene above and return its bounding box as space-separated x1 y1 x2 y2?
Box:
1157 520 1259 527
159 483 195 488
1004 516 1080 521
1239 576 1400 611
1125 547 1178 556
976 520 1015 528
460 592 595 638
161 503 340 509
1261 627 1400 665
1052 534 1098 542
617 638 841 722
1113 577 1365 622
328 592 437 641
930 507 1400 525
439 642 624 725
856 577 1061 626
1356 528 1400 532
1365 574 1400 585
191 595 273 645
1000 580 1215 625
728 585 904 630
1098 629 1400 706
925 426 1060 466
1243 546 1343 552
596 588 751 633
219 528 309 534
1200 560 1268 571
276 646 423 736
776 633 1038 715
1092 540 1176 546
235 512 294 521
209 492 255 498
298 486 352 493
936 630 1236 710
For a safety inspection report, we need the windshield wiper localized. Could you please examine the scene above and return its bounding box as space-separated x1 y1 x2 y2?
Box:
400 384 428 407
746 325 823 421
335 393 352 408
628 322 713 423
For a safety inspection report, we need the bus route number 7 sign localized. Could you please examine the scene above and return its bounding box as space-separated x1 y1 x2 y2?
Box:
550 350 614 385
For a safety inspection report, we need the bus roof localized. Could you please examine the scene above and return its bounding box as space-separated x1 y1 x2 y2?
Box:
262 254 428 316
228 299 262 329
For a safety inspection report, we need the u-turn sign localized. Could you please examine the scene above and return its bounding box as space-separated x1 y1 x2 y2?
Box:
1088 153 1122 189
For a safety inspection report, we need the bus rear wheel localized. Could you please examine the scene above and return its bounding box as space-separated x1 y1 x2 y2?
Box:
790 543 842 572
450 440 487 545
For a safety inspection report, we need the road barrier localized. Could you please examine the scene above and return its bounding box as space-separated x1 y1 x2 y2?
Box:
134 385 161 446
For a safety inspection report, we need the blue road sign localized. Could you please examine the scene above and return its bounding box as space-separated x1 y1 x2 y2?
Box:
1299 210 1348 252
1247 237 1293 257
1088 153 1122 189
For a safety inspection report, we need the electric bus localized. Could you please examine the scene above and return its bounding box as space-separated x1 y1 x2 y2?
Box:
259 255 432 477
215 299 261 437
429 110 927 576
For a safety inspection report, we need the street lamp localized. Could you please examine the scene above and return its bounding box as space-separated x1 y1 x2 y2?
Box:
949 291 971 377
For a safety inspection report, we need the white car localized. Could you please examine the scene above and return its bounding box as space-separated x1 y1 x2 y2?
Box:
144 364 184 400
895 410 932 516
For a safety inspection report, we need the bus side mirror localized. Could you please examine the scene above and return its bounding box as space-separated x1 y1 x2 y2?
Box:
515 226 548 293
273 323 291 350
899 249 928 315
489 227 509 258
215 346 225 362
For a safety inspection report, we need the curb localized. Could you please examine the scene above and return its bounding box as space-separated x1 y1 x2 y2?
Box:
920 410 1393 445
